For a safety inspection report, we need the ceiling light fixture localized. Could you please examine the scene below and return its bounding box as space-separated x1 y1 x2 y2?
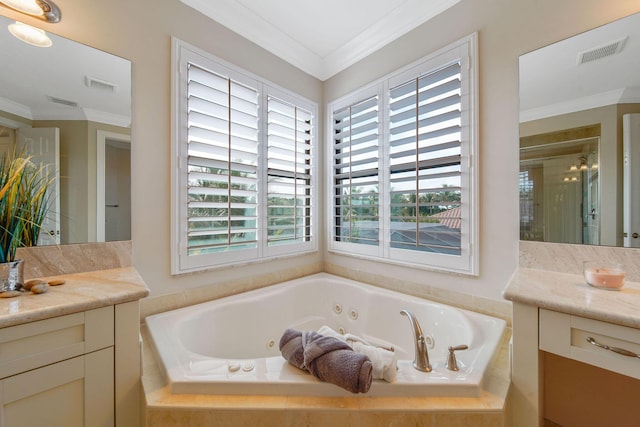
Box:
8 21 52 47
0 0 61 23
579 157 588 170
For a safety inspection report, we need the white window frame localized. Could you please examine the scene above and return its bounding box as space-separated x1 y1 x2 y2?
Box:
171 38 318 274
326 33 478 275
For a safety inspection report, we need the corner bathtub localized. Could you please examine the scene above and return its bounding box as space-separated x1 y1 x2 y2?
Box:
145 273 506 397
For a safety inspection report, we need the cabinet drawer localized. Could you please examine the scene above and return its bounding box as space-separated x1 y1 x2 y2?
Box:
0 306 114 379
539 309 640 379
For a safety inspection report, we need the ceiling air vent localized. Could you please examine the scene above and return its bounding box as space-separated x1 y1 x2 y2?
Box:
85 76 118 93
577 36 627 64
47 96 79 107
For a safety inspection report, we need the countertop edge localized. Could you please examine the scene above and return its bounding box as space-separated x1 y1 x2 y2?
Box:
503 267 640 330
0 266 150 329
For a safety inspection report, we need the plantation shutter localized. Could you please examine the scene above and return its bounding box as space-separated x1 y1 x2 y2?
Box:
388 61 462 255
332 95 380 246
266 96 313 245
186 64 259 255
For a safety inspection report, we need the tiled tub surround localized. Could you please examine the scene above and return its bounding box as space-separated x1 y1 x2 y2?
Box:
141 261 512 326
145 273 506 398
142 326 511 426
141 273 512 427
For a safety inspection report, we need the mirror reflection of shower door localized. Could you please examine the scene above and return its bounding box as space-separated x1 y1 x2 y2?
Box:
520 136 600 245
624 114 640 248
543 157 582 243
17 127 61 246
582 150 599 245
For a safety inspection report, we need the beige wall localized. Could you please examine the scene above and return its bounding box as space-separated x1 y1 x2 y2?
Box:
2 0 638 300
31 120 129 244
0 0 324 297
324 0 640 300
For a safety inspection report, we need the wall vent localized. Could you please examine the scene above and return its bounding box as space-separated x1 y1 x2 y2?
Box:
47 96 79 107
577 36 628 64
85 76 118 93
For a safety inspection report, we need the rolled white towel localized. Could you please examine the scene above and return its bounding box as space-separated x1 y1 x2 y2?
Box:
318 325 397 383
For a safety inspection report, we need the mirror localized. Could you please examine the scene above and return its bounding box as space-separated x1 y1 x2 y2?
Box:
519 12 640 248
0 14 131 245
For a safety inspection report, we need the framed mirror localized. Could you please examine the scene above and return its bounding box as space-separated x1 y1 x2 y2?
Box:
0 15 131 245
519 12 640 248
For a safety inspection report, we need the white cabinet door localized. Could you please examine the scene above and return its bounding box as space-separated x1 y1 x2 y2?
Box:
0 348 114 427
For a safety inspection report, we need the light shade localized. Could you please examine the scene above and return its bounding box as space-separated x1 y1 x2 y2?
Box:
0 0 61 22
8 21 52 47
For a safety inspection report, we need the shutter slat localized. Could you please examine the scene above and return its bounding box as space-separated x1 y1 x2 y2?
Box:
186 62 259 254
267 96 313 246
332 94 379 246
387 62 463 254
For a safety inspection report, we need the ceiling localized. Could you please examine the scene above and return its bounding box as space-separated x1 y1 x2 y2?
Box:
179 0 461 81
519 11 640 122
0 14 130 128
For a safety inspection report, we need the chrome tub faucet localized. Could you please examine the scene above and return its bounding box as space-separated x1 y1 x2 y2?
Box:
400 309 432 372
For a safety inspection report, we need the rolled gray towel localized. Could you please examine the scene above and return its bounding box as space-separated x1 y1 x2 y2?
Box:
279 328 373 393
279 328 306 370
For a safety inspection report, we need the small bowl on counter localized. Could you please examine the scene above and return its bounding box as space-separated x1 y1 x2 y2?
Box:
583 261 626 290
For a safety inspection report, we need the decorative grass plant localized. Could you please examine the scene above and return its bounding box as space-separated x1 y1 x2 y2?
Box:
0 153 54 263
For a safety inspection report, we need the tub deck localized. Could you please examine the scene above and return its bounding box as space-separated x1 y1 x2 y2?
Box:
141 323 512 427
145 273 506 399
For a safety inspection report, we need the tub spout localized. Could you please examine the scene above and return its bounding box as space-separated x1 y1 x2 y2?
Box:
400 309 432 372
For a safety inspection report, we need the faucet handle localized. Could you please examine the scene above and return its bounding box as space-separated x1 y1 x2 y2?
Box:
446 344 468 371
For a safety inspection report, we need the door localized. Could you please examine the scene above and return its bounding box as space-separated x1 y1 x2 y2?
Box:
623 113 640 248
105 140 131 241
16 127 61 246
96 130 131 242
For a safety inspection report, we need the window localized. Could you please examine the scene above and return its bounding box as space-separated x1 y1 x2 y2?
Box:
327 34 478 275
172 39 317 274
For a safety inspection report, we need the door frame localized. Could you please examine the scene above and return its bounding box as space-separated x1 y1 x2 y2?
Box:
96 130 131 242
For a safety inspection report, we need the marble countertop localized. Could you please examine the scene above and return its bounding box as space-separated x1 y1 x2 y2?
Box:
503 267 640 329
0 267 149 328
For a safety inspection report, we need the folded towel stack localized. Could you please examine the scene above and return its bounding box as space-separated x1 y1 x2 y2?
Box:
317 325 398 383
279 328 373 393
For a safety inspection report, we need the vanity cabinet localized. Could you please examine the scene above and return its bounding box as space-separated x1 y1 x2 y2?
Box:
0 306 115 426
505 268 640 427
0 300 143 427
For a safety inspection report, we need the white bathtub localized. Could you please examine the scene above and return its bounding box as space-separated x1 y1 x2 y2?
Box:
145 273 506 397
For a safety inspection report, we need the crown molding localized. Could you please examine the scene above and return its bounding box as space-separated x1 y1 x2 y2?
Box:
520 88 640 122
180 0 460 81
